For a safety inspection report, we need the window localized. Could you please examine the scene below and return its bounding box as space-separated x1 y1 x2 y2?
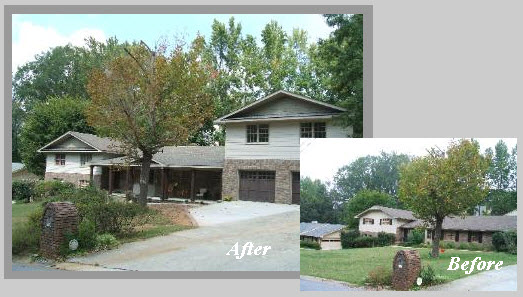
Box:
300 122 326 138
246 124 269 143
468 231 483 243
363 218 374 225
380 218 392 225
80 154 92 166
55 154 66 165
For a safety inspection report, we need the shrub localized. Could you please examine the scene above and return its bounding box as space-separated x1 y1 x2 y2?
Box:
419 265 445 286
78 219 97 250
12 207 43 255
377 232 396 246
458 242 470 250
492 230 517 254
34 180 75 201
300 240 321 250
405 228 425 246
366 266 392 287
88 202 149 234
440 240 456 249
12 180 35 202
341 229 360 248
352 236 379 248
96 233 119 250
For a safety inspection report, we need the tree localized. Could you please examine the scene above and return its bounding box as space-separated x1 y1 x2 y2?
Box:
333 152 410 201
19 96 95 175
399 139 490 257
314 14 363 137
487 140 512 190
300 177 338 224
341 190 398 228
86 38 213 206
12 101 25 162
486 190 517 215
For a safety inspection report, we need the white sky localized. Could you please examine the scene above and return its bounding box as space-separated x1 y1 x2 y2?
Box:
300 138 518 183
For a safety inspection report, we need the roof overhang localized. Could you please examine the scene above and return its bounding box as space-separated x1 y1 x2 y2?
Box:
214 90 346 125
38 131 103 153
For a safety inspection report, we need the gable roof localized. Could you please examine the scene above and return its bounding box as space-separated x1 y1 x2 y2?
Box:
355 205 417 220
91 146 225 168
38 131 122 153
214 90 346 124
300 222 346 238
400 215 517 232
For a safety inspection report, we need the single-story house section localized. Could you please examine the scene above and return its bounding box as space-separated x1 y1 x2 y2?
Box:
12 162 40 181
356 205 517 245
38 90 351 204
300 222 346 250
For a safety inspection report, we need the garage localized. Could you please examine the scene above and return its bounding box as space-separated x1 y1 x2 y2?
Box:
292 172 300 204
239 171 275 202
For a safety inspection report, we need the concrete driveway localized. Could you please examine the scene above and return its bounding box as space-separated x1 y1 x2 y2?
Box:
425 264 517 291
300 276 364 291
57 202 299 271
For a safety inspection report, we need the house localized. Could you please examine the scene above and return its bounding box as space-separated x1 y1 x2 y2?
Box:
38 90 350 204
300 222 346 250
356 205 517 245
12 162 40 181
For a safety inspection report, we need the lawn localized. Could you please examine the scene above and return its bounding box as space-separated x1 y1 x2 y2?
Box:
300 246 517 286
12 202 42 228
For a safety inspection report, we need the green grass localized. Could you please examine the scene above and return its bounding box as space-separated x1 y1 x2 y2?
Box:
300 246 517 286
117 225 193 244
12 202 42 227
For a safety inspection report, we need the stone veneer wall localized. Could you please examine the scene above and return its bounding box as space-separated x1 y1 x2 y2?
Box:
222 159 299 204
45 172 92 186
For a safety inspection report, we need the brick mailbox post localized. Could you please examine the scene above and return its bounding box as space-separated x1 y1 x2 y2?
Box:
40 202 79 258
392 249 421 291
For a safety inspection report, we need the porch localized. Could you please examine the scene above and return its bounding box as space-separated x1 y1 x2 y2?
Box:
90 165 222 201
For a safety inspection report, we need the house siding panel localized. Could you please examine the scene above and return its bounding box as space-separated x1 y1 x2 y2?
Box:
45 153 115 175
358 210 409 236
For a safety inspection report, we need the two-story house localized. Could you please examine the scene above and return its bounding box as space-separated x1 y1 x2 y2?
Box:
38 90 350 204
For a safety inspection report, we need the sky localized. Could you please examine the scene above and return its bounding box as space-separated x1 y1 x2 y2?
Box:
300 138 518 184
11 14 334 73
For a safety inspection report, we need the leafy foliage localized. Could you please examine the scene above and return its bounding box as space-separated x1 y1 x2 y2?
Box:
399 139 490 257
300 177 339 223
300 240 321 250
405 228 425 246
19 96 95 175
365 266 392 287
12 180 35 202
492 230 517 254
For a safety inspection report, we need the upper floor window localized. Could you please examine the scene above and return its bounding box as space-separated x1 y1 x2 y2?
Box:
55 154 66 166
246 124 269 143
300 122 326 138
380 218 392 225
363 218 374 225
80 154 92 166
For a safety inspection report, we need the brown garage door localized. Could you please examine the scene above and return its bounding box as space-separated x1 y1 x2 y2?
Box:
239 171 275 202
292 172 300 204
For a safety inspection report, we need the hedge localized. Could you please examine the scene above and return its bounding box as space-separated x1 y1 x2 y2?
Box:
300 240 321 250
492 230 517 254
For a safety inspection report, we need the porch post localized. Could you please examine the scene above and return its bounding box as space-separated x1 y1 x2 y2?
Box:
190 169 195 202
161 168 166 201
89 165 94 184
126 167 131 192
108 166 113 194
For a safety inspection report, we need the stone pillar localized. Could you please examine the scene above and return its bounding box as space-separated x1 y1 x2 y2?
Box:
40 202 79 259
392 249 421 290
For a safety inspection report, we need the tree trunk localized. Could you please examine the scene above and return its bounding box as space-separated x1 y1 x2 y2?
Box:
138 152 153 206
431 217 444 257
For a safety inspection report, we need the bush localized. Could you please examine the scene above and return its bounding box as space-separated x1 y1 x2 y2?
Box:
96 233 119 250
352 236 380 248
78 219 97 250
12 180 35 202
439 240 456 249
419 265 445 286
12 207 43 255
366 266 392 287
492 230 517 254
34 180 75 201
87 202 149 234
457 242 470 250
341 229 360 248
300 240 321 250
405 228 425 246
377 232 395 246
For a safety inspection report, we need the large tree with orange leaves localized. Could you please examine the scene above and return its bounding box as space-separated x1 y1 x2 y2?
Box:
87 37 213 205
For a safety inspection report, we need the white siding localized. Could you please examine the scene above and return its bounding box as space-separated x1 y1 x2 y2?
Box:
242 96 334 117
358 210 408 235
45 153 114 175
52 137 93 150
225 119 350 159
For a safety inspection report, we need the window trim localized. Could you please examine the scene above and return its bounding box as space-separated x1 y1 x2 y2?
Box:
363 218 374 225
55 154 66 166
300 122 327 138
380 218 392 225
246 124 270 144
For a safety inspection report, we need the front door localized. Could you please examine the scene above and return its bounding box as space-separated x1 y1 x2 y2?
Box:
292 172 300 204
239 171 276 202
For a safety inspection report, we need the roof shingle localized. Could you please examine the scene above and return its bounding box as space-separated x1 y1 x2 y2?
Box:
300 222 346 238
